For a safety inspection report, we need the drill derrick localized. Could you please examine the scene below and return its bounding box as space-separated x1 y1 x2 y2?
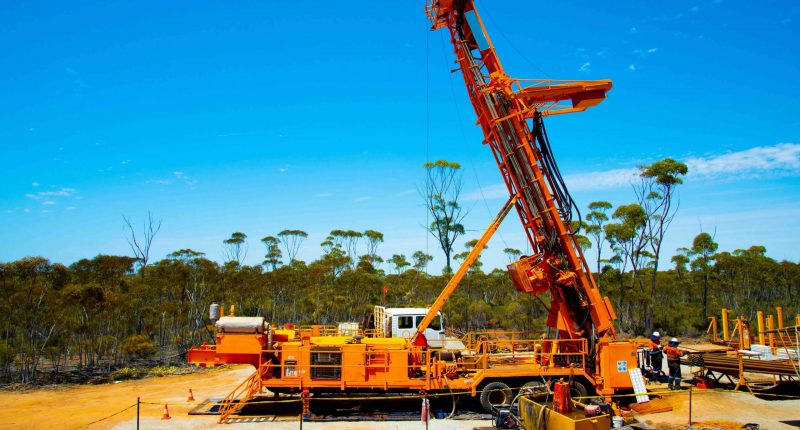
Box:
426 0 618 346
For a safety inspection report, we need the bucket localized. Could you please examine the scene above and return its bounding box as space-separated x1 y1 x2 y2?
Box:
612 416 624 428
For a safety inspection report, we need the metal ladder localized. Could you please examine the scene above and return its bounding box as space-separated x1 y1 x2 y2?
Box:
217 361 272 423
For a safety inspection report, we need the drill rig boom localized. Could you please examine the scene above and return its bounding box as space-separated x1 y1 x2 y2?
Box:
426 0 618 343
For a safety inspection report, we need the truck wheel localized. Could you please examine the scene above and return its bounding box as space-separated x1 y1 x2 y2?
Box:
519 380 548 397
480 381 513 412
569 380 589 399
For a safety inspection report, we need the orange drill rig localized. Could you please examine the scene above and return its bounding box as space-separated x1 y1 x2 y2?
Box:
188 1 639 420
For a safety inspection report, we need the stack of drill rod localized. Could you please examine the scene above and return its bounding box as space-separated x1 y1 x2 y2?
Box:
684 352 799 377
763 325 800 350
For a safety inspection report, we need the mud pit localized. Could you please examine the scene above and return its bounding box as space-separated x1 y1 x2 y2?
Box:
0 366 798 429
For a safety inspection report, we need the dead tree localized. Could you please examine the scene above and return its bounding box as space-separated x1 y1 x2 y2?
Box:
123 212 162 277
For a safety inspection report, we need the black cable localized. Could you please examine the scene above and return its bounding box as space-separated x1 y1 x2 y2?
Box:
532 113 583 234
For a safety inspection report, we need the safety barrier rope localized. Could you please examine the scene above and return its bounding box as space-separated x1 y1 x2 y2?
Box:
81 402 138 427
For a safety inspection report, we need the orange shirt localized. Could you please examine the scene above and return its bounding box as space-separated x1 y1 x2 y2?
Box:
649 340 661 350
664 346 683 361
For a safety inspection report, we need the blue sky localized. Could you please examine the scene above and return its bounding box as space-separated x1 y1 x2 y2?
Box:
1 1 798 272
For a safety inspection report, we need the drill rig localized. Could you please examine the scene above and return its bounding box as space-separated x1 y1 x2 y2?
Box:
188 2 639 420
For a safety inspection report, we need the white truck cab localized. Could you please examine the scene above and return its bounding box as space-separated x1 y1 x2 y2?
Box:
373 306 446 348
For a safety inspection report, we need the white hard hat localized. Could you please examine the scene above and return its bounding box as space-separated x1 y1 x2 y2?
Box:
671 338 678 343
652 331 660 337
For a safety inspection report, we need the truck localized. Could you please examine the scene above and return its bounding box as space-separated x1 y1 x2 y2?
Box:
372 306 449 348
188 1 641 421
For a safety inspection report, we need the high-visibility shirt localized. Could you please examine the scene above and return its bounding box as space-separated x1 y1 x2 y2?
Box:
664 346 683 361
648 341 662 356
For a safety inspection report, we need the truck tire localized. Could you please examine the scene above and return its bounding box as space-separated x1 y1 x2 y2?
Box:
569 380 589 399
480 381 513 412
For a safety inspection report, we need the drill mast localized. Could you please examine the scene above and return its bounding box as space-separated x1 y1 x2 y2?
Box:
426 0 618 343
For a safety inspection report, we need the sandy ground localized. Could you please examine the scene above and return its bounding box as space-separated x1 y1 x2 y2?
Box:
632 382 800 429
0 366 487 429
0 365 798 429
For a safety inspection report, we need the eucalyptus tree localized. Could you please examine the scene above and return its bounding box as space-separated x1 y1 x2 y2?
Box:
636 158 688 331
261 236 282 270
688 232 718 322
412 251 433 272
585 201 612 281
222 232 248 265
604 203 649 329
122 211 162 277
389 254 410 274
422 160 467 274
278 230 308 263
503 247 521 264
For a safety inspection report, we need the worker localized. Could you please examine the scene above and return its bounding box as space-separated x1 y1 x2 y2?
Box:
664 338 684 390
647 331 664 383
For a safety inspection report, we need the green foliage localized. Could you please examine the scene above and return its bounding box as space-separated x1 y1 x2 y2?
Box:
502 248 521 263
388 254 410 274
261 236 282 270
412 251 433 271
639 158 688 187
0 203 797 388
277 230 308 263
120 335 157 359
222 232 248 265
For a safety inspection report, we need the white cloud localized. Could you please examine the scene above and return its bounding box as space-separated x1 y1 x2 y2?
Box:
463 183 509 201
579 62 591 73
42 200 56 205
172 170 197 187
66 206 77 211
148 179 172 185
279 167 288 173
26 187 77 201
628 64 636 71
24 208 31 213
687 143 800 176
395 189 416 197
31 182 40 187
121 160 131 165
629 27 638 34
464 143 800 198
634 48 659 58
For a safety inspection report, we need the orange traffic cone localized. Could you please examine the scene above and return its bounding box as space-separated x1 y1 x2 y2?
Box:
188 388 195 401
161 403 171 420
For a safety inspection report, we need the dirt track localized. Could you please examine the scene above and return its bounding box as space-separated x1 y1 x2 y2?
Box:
1 366 798 429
